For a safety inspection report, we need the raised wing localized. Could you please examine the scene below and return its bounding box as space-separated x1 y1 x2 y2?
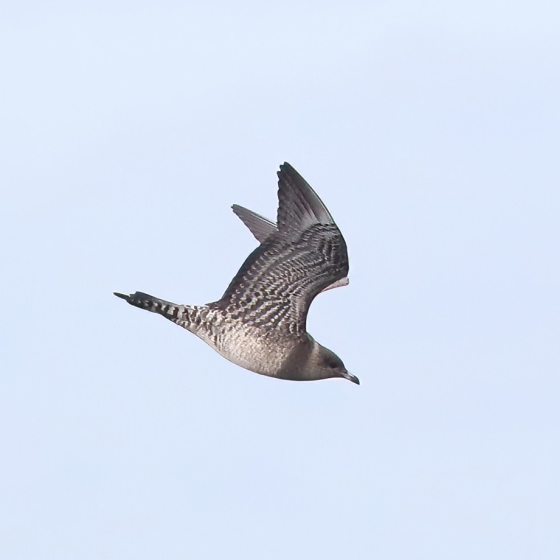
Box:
218 163 348 335
232 204 278 242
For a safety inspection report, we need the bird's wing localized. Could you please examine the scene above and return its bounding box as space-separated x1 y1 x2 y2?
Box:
231 204 278 242
218 163 349 334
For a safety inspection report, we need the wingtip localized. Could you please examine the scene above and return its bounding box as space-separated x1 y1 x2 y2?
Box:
276 161 335 232
277 161 294 177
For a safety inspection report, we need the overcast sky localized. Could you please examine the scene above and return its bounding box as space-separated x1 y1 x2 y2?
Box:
1 1 559 559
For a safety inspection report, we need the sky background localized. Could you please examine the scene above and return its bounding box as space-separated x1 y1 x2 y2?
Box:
1 1 559 558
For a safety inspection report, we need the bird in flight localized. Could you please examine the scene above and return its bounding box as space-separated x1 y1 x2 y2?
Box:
115 162 358 384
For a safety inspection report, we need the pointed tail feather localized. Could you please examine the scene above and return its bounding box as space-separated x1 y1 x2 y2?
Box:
113 291 185 322
114 291 210 335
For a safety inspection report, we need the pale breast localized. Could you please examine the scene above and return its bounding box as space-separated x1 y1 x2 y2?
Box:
214 324 296 377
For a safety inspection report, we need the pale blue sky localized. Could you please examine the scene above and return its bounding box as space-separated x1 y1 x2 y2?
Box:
1 2 559 558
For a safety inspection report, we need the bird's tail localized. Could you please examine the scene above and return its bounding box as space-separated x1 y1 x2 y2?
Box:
114 291 195 330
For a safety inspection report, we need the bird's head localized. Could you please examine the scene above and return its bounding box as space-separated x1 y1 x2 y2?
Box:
315 345 359 385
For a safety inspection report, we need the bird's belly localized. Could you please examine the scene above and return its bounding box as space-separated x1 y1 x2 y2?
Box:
212 328 291 377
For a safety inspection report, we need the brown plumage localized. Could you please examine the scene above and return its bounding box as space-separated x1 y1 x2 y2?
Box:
115 162 358 384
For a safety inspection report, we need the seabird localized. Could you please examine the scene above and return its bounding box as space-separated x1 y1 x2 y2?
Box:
115 163 358 384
